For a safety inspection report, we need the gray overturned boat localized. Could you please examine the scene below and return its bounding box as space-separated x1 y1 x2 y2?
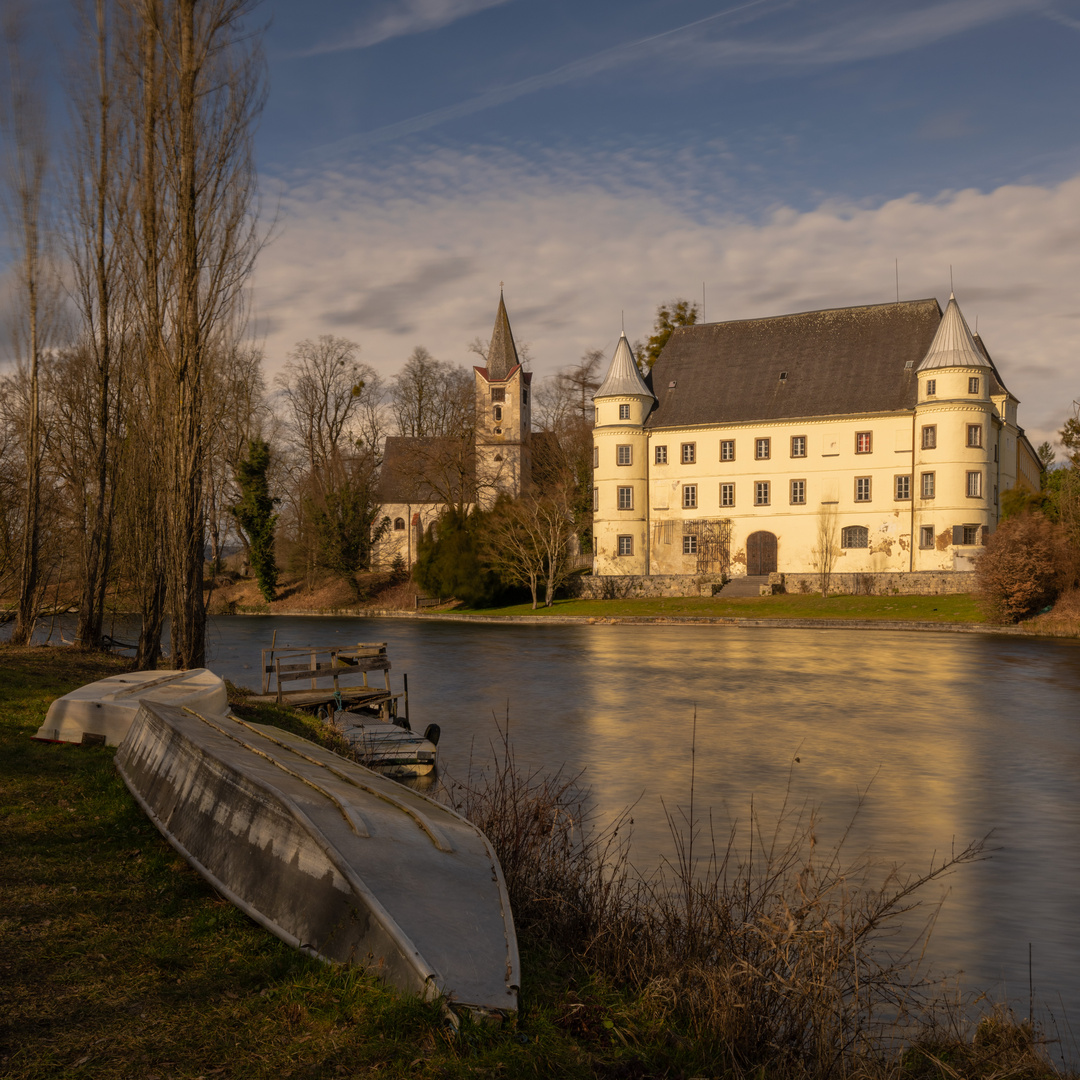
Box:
115 700 519 1016
33 669 228 747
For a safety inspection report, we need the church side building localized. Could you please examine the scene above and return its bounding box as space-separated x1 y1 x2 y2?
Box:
374 291 533 568
592 296 1041 581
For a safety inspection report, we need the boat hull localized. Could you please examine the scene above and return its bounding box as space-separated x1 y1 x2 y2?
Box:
115 701 518 1015
34 669 228 747
335 717 438 778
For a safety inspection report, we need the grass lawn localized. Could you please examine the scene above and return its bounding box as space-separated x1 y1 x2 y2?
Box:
457 592 986 622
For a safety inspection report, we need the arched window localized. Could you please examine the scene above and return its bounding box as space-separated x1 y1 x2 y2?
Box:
841 525 868 549
393 517 406 531
493 406 502 422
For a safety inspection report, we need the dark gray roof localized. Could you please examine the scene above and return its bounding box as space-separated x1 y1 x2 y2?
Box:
486 292 519 382
644 298 944 430
378 436 475 504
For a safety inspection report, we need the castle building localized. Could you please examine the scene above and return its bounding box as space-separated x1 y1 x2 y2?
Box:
374 291 533 567
591 296 1042 581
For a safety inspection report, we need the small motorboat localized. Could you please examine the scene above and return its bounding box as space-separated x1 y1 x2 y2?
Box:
115 700 519 1017
331 713 441 779
33 669 228 747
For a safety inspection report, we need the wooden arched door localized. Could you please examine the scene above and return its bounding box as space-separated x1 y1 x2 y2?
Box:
746 531 777 575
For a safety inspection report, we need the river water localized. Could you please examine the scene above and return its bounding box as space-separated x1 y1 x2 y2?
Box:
13 613 1080 1038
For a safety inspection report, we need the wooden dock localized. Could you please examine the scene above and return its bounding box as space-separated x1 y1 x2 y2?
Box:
247 642 403 718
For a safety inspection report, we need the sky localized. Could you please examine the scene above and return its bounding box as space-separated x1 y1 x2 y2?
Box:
13 0 1080 449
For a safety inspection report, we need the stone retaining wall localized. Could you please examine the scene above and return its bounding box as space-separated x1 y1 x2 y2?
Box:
780 571 975 596
575 570 975 599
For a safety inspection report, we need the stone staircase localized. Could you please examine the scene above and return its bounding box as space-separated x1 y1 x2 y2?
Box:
715 574 770 598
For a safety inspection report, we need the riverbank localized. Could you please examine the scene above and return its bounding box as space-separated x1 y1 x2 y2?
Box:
1 645 1072 1079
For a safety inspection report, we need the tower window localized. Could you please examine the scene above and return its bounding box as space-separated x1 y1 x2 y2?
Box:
968 377 980 394
619 404 631 420
493 406 502 422
921 472 935 499
966 471 983 498
617 445 632 466
967 424 982 448
618 486 633 510
926 379 937 396
922 425 937 449
490 388 505 402
393 518 405 531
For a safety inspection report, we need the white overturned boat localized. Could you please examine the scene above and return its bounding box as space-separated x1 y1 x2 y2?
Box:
115 700 519 1016
33 669 228 747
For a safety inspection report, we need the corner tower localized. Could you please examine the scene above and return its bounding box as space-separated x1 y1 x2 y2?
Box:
914 294 996 566
592 332 655 575
474 290 531 508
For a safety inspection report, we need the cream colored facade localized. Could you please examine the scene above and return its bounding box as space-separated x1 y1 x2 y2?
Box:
592 298 1041 580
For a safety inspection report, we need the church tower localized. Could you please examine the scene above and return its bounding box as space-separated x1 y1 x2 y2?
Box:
474 290 532 508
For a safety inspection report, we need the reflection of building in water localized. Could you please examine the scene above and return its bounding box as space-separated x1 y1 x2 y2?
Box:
592 296 1042 580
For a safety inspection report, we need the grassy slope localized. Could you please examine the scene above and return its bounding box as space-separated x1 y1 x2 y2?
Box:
0 648 592 1080
457 592 986 622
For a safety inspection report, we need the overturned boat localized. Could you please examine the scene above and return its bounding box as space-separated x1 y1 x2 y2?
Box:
33 669 228 747
114 700 518 1016
332 713 440 779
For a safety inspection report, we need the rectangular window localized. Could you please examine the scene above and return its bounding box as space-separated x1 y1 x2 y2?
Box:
855 477 872 502
617 535 633 556
755 481 770 506
921 472 935 499
681 443 696 464
592 487 598 512
969 377 980 394
720 482 734 507
966 471 983 498
593 447 599 468
920 525 934 549
895 475 911 500
755 438 770 460
856 431 872 454
522 387 528 405
720 439 735 461
926 379 937 396
963 525 979 545
683 534 698 555
790 479 805 504
790 435 806 458
490 388 505 402
655 445 668 465
682 484 697 509
617 486 633 510
921 425 937 449
617 444 632 466
967 424 983 448
619 403 630 420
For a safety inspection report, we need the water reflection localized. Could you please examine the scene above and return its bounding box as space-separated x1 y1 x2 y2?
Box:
11 613 1080 1028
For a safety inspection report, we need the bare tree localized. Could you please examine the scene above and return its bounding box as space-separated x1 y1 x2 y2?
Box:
482 488 575 608
1 7 55 645
62 0 131 648
276 336 370 471
124 0 266 668
813 503 839 598
389 346 473 439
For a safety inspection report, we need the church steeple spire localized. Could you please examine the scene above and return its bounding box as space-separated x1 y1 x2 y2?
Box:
486 287 519 381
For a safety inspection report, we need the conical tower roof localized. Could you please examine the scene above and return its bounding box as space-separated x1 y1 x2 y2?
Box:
486 291 519 381
595 332 654 400
917 294 991 372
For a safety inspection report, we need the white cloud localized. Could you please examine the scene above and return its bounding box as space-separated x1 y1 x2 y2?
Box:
299 0 513 56
252 148 1080 451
